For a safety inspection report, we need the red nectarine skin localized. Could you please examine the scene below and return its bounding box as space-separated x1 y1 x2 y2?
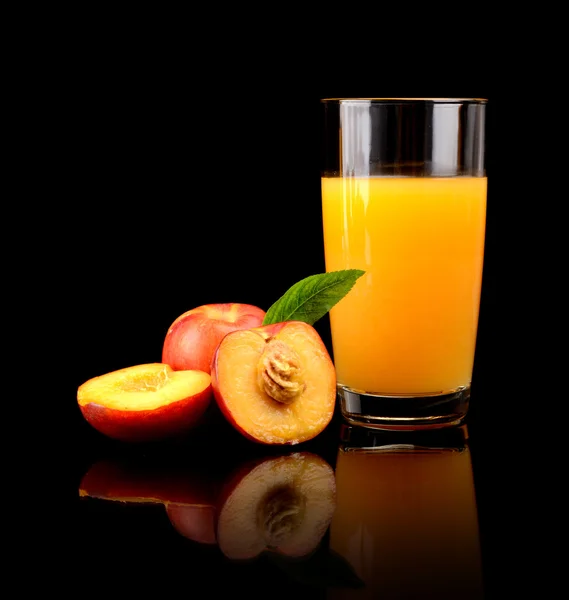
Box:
77 364 213 443
80 391 211 442
211 321 337 445
162 303 266 373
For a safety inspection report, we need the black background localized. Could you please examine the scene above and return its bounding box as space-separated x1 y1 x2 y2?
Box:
44 16 554 599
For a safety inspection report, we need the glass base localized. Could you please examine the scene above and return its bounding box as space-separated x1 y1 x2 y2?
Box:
338 385 470 431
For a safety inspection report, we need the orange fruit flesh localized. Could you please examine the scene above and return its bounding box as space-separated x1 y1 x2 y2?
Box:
77 363 211 411
216 325 336 444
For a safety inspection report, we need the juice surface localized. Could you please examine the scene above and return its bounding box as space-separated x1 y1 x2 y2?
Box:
321 176 487 395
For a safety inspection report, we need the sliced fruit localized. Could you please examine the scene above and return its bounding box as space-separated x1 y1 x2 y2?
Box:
211 321 337 445
77 363 212 442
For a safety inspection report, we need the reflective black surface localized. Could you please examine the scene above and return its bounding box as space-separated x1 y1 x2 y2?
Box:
64 398 496 599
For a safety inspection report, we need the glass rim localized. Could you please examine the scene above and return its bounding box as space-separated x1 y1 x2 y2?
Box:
320 97 488 104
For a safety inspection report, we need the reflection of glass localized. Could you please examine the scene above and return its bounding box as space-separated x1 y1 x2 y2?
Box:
329 425 484 600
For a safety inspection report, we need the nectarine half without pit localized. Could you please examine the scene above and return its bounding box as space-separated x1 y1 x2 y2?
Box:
211 320 336 445
77 363 212 442
162 303 266 373
216 452 336 560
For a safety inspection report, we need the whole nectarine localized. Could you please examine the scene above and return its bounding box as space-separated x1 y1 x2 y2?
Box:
162 303 266 373
77 363 212 442
211 321 337 445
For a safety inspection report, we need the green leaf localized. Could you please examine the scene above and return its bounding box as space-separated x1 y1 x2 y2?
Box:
262 269 365 326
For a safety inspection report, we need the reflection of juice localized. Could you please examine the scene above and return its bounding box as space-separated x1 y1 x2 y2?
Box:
329 445 484 600
321 177 487 395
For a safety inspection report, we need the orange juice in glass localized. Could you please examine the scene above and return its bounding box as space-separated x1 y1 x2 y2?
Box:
320 98 487 429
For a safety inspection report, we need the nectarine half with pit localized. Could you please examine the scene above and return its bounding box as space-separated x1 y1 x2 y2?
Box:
216 452 336 560
211 320 337 445
77 363 212 442
162 303 266 373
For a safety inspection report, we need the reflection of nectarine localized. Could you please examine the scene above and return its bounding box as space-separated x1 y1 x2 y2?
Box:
79 458 219 545
216 452 336 560
79 459 217 506
166 504 217 545
162 303 266 373
77 363 212 442
211 321 336 445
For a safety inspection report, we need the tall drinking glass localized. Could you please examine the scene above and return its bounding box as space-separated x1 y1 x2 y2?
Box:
320 98 487 429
